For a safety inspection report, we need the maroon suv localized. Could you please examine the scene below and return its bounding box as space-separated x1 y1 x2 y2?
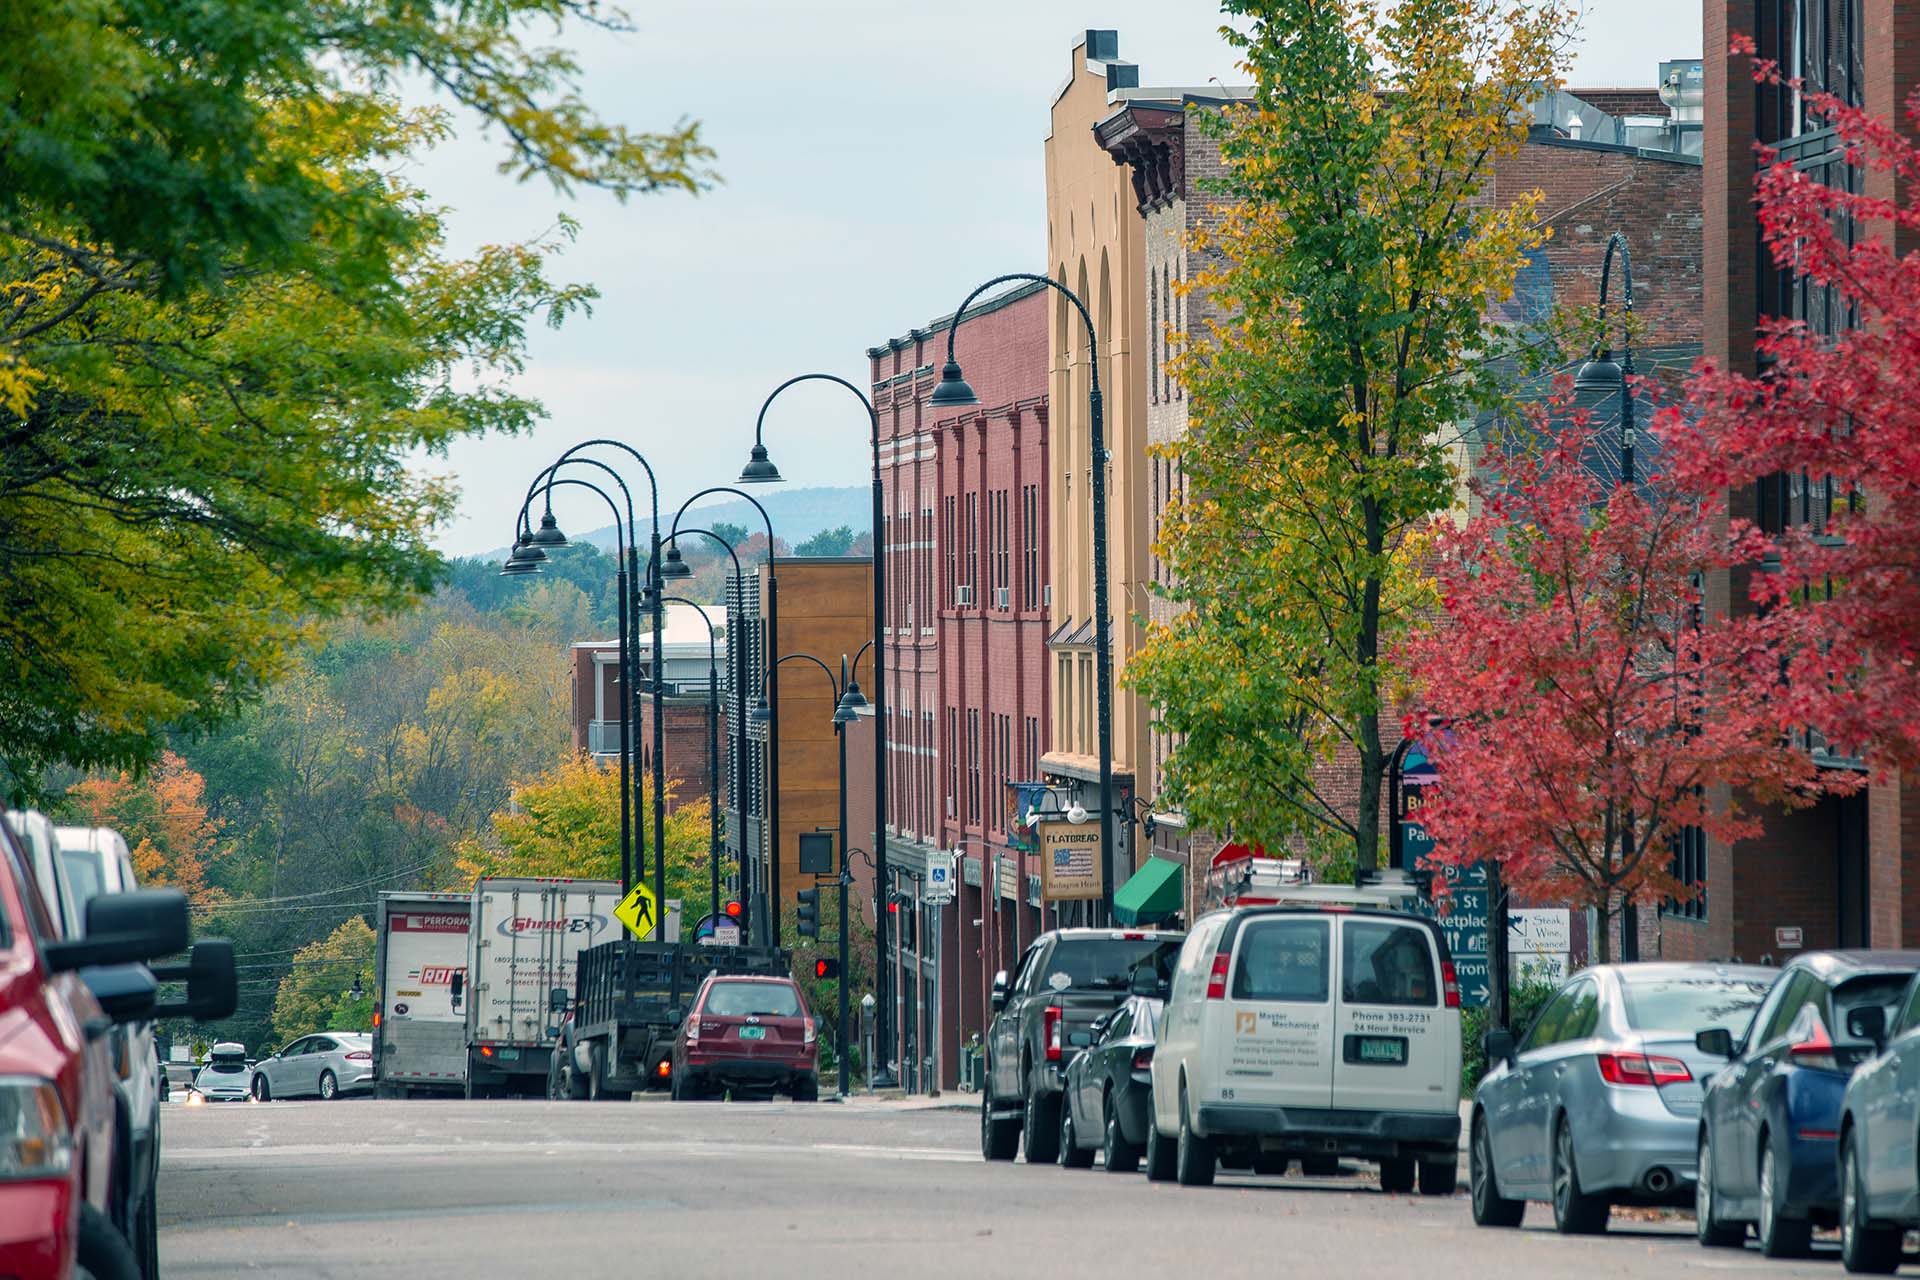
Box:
671 975 818 1101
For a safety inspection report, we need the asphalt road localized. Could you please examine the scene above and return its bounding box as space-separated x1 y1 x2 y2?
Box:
160 1096 1888 1279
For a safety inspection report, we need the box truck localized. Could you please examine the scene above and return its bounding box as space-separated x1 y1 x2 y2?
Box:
373 891 471 1097
465 877 620 1098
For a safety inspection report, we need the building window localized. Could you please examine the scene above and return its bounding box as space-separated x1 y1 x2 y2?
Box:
1078 655 1093 754
921 506 933 628
967 708 982 825
1666 824 1707 921
1022 484 1038 609
1025 715 1039 777
1149 265 1160 405
945 708 957 820
943 496 956 609
964 491 978 604
997 489 1011 604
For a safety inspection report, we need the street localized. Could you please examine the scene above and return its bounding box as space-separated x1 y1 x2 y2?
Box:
162 1098 1863 1279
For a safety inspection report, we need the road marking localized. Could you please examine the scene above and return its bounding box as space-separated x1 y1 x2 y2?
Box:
164 1137 976 1168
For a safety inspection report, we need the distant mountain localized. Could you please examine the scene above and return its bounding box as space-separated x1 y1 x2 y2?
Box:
482 485 870 559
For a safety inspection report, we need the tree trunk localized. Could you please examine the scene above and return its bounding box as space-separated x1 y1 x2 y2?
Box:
1593 897 1613 963
1355 494 1385 873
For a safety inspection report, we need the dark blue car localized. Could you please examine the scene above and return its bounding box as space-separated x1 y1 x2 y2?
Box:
1694 951 1920 1258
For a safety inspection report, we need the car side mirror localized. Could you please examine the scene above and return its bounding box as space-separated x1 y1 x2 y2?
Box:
44 890 191 972
549 986 570 1014
1848 1005 1889 1050
1695 1027 1735 1058
1483 1029 1516 1065
153 941 239 1023
449 970 465 1013
1130 967 1165 997
990 970 1009 1013
80 964 159 1024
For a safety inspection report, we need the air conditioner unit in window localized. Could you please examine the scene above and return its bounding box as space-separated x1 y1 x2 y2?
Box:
1042 584 1052 607
994 587 1010 609
956 584 974 606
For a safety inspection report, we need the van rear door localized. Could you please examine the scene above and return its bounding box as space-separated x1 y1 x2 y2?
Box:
1330 916 1455 1113
1211 915 1336 1110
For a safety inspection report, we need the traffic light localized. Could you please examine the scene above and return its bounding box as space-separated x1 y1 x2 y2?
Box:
724 900 742 920
796 887 819 938
813 958 840 980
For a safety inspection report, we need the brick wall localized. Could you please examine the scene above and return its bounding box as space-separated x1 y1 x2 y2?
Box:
636 696 727 815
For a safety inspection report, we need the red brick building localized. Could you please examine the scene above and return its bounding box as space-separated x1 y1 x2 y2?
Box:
865 280 1051 1091
1693 0 1915 961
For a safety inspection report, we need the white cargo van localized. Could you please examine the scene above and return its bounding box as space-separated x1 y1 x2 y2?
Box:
1147 904 1463 1191
373 891 471 1097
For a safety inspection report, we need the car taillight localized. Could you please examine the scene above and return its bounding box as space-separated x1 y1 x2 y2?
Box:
803 1017 816 1045
1788 1021 1842 1072
1205 954 1230 1000
345 1051 372 1062
1596 1052 1692 1087
657 1060 672 1079
1044 1006 1063 1062
1132 1047 1154 1071
372 1010 381 1030
687 1019 700 1043
1440 961 1461 1009
480 1045 494 1058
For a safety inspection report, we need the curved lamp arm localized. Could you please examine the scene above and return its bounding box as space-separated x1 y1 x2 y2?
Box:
943 272 1102 410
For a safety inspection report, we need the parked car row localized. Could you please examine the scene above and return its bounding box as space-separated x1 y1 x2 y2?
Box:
987 897 1920 1277
0 811 236 1279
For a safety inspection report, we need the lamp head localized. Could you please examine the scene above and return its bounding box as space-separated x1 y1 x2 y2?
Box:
838 677 867 711
928 357 979 408
527 510 569 548
1574 348 1624 394
660 545 693 580
750 695 773 725
832 700 857 726
738 443 783 484
1066 802 1090 825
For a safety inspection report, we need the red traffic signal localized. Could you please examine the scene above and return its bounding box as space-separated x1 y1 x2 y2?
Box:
724 900 742 919
813 958 841 980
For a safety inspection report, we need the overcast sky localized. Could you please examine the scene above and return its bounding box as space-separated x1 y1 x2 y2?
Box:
418 0 1704 557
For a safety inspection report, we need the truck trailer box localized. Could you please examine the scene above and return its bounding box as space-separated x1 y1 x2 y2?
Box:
466 877 620 1096
373 891 471 1096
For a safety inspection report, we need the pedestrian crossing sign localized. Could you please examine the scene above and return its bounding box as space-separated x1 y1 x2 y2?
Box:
613 881 658 939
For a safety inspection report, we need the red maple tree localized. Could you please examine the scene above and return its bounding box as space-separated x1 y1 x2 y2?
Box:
1406 416 1839 957
1667 37 1920 769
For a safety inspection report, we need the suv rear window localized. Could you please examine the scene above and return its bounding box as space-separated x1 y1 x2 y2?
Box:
1232 919 1330 1002
1044 937 1184 991
1342 920 1437 1007
705 981 802 1017
1620 976 1771 1033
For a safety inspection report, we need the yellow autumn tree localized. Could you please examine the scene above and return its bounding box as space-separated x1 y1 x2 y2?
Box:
1130 0 1570 871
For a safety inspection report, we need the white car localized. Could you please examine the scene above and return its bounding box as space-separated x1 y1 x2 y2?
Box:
193 1043 254 1101
1146 904 1464 1191
251 1032 375 1100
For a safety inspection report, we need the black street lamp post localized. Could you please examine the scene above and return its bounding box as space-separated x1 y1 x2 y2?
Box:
662 594 723 924
1575 231 1640 962
670 487 780 947
756 647 868 1097
741 373 897 1085
932 274 1116 923
662 529 749 913
506 469 639 892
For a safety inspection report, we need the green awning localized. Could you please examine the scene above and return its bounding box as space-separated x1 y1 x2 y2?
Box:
1112 856 1184 925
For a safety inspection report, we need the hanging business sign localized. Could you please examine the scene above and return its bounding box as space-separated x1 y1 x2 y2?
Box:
1038 821 1102 901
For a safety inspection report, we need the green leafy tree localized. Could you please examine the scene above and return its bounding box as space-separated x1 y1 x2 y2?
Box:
1129 0 1567 872
794 525 857 557
270 917 376 1046
0 0 715 796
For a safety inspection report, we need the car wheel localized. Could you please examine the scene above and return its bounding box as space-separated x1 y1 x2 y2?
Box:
588 1042 633 1103
1379 1156 1416 1194
1059 1097 1094 1169
1144 1105 1177 1182
1758 1131 1812 1258
74 1202 141 1280
318 1070 338 1101
1103 1093 1140 1174
1023 1076 1061 1165
981 1085 1020 1162
1174 1085 1215 1187
791 1074 820 1103
1471 1114 1524 1227
1550 1116 1609 1234
250 1075 270 1103
134 1179 159 1280
1841 1132 1903 1274
670 1071 695 1102
1695 1128 1745 1247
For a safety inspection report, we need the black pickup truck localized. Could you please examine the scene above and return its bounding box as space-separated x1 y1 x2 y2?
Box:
548 940 787 1100
981 928 1184 1163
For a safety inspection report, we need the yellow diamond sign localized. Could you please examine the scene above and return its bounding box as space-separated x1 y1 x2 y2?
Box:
613 881 658 940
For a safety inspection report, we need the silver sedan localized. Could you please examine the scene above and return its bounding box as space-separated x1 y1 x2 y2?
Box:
1469 962 1776 1234
249 1032 375 1101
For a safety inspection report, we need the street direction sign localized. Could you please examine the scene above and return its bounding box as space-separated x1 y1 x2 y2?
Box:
612 881 658 940
1413 861 1491 1008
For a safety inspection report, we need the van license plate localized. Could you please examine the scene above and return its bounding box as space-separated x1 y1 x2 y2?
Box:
739 1026 766 1040
1345 1035 1407 1066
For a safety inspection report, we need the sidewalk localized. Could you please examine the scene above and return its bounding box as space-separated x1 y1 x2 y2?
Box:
835 1088 976 1113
